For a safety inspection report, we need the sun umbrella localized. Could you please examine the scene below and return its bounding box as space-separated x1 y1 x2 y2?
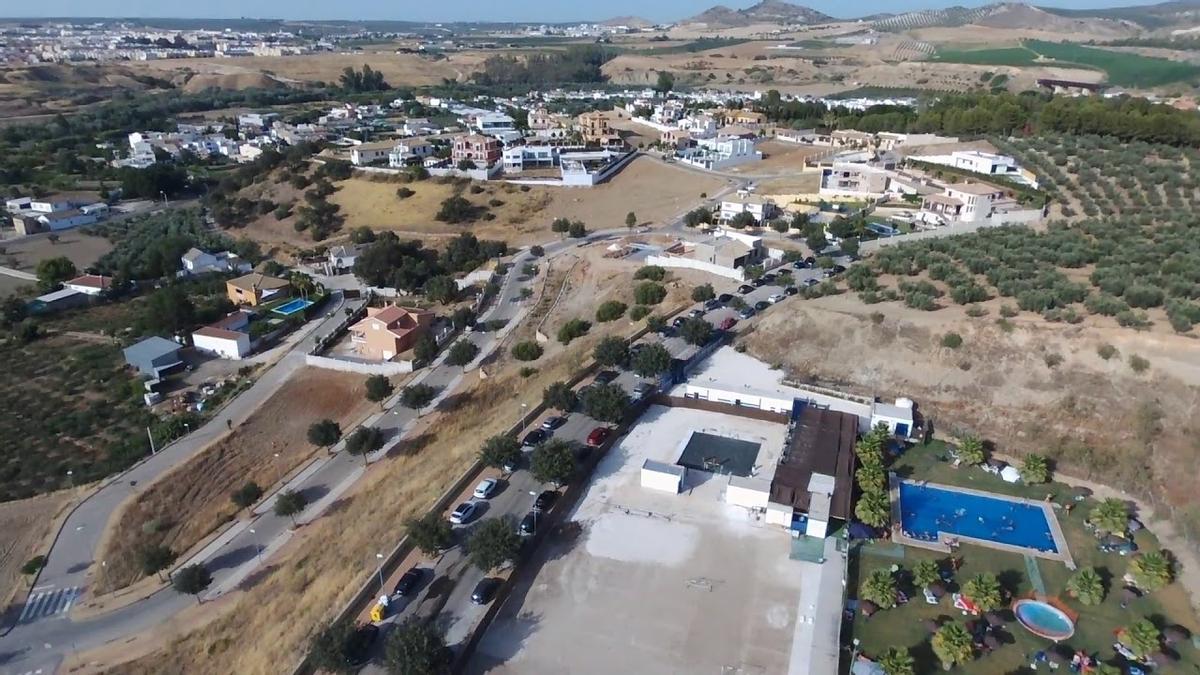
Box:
1163 626 1190 645
924 619 940 633
1120 586 1140 607
1046 650 1067 664
984 611 1005 627
928 581 946 598
983 634 1001 651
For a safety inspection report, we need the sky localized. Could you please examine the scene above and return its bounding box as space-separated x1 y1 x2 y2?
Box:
2 0 1165 22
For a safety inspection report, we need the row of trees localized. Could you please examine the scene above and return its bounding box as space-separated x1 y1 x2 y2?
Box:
352 231 506 297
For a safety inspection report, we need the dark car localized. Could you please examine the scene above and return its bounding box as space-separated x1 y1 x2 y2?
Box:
762 273 777 283
793 261 809 270
784 286 799 296
755 300 770 311
586 426 612 447
832 264 847 274
703 299 721 311
822 268 836 278
751 277 767 287
471 577 500 605
719 317 737 330
737 284 754 295
519 512 538 536
541 415 566 430
672 316 686 328
522 428 549 448
594 370 619 385
803 278 819 287
534 490 559 511
738 307 756 320
393 567 424 596
717 293 734 304
345 623 379 667
804 256 815 265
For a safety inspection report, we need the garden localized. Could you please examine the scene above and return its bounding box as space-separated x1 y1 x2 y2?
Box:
847 441 1200 674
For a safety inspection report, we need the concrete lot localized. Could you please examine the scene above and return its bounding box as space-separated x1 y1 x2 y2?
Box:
469 406 814 675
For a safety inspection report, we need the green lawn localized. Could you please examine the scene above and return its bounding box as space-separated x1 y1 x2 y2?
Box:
847 442 1200 673
932 41 1200 88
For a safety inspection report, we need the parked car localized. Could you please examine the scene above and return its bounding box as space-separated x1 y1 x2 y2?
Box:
534 490 558 511
804 256 815 265
832 264 847 274
522 428 549 448
671 316 686 328
594 370 619 385
737 284 755 295
703 299 720 311
754 300 770 311
632 382 655 401
717 293 734 304
688 308 705 319
751 277 767 287
719 317 737 330
784 286 799 296
344 623 379 667
502 456 519 473
793 261 809 270
519 512 538 536
768 293 786 304
471 577 500 605
586 426 612 447
393 567 424 597
1098 535 1138 556
739 307 756 320
762 273 777 283
449 501 478 524
541 416 566 431
473 478 499 500
803 278 819 287
822 268 836 279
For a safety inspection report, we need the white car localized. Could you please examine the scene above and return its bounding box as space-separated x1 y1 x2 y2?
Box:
473 478 499 500
449 501 478 524
768 293 786 304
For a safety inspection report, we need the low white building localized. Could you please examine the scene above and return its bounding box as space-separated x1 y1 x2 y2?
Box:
64 274 112 296
192 326 251 360
640 459 685 494
819 163 891 198
911 150 1038 188
919 181 1044 227
387 139 434 167
474 112 516 136
502 144 559 172
180 248 252 276
719 193 776 224
350 140 396 166
676 136 761 171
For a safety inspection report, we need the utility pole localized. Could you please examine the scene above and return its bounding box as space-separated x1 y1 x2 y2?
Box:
147 426 157 454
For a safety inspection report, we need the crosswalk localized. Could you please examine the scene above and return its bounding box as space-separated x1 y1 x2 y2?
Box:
16 586 79 624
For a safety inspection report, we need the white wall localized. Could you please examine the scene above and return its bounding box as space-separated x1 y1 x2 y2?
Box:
765 501 793 527
305 353 414 375
644 254 746 282
726 476 771 509
640 466 683 494
681 383 794 414
193 333 250 360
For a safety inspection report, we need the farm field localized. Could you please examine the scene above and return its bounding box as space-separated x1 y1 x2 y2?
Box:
93 368 376 594
933 40 1200 87
849 444 1199 673
0 231 113 298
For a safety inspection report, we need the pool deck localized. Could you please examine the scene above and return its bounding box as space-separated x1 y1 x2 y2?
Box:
888 474 1075 570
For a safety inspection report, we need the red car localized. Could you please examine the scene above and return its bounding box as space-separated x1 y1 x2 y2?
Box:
719 317 737 330
586 426 611 447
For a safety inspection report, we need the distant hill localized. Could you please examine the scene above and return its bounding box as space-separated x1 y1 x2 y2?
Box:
686 1 834 27
1040 0 1200 30
601 15 654 29
872 2 1136 36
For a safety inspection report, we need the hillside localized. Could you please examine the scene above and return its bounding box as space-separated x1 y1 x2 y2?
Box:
874 1 1137 36
1041 0 1200 30
687 0 834 27
602 15 654 28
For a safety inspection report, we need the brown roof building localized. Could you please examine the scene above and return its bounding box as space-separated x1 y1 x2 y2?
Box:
349 305 434 361
769 405 858 526
226 273 290 307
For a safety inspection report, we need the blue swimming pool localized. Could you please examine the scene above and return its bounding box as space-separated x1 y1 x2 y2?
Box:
898 482 1059 554
271 298 314 316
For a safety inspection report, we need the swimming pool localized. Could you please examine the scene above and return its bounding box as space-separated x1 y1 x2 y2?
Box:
1013 599 1075 641
271 298 314 316
898 481 1060 554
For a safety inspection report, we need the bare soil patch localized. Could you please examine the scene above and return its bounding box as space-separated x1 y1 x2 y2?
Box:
130 52 483 87
0 489 79 613
94 368 377 594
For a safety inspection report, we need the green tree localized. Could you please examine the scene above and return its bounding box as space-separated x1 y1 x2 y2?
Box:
593 336 629 368
1088 498 1129 534
138 545 177 580
406 512 453 557
413 333 438 363
691 284 715 302
446 339 480 369
556 318 590 345
878 647 915 675
543 381 577 412
511 340 544 361
424 275 458 304
1125 618 1162 658
1129 550 1173 592
634 282 667 305
625 211 638 229
634 266 666 281
855 490 890 528
581 382 630 423
861 569 898 609
955 436 986 466
468 518 521 572
365 374 394 408
20 555 46 575
679 317 713 346
655 70 675 93
274 489 308 526
144 286 196 334
728 211 756 229
931 622 974 670
551 217 570 237
856 465 886 492
632 343 672 378
913 559 941 589
308 619 357 675
384 617 450 675
230 481 264 510
307 419 342 447
595 300 627 323
531 439 576 487
1 296 29 326
842 237 860 257
567 220 587 238
344 426 385 465
35 256 77 291
1019 454 1050 484
172 563 213 603
1066 566 1106 605
479 434 521 470
962 573 1002 612
401 383 437 415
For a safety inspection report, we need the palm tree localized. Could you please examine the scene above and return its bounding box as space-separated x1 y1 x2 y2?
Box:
878 647 915 675
1020 453 1050 484
862 569 898 609
931 622 974 670
962 573 1002 612
1066 566 1106 605
855 490 891 528
956 436 986 465
913 559 942 590
1129 551 1173 592
1088 498 1129 534
1124 618 1162 658
856 465 886 492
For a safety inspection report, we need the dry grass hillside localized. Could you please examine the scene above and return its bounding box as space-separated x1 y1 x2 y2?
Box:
742 293 1200 535
130 52 482 88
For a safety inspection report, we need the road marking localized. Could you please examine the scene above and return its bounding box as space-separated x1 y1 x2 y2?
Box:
17 587 79 623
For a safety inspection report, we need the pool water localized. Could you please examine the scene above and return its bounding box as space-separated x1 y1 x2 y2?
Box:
1014 599 1075 640
271 298 314 316
898 482 1058 554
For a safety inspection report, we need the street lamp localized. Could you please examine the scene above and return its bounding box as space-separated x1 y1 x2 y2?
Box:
249 528 262 564
375 553 386 591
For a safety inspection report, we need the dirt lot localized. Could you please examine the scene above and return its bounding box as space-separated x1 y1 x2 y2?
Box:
93 368 377 594
130 52 485 87
741 292 1200 533
0 489 80 613
0 231 113 297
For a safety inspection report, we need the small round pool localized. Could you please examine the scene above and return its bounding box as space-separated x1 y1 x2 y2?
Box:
1013 599 1075 641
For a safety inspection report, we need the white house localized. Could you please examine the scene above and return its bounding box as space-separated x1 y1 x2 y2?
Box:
919 181 1044 227
502 144 558 172
402 118 439 136
719 193 776 224
819 163 891 198
474 112 516 136
350 140 396 166
325 244 362 274
911 150 1038 188
676 136 761 171
677 113 717 139
4 197 32 213
29 199 74 213
869 399 917 439
64 274 112 296
192 326 251 360
37 210 98 231
180 248 252 276
387 139 434 167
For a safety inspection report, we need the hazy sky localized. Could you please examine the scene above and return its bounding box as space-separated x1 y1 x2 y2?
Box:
4 0 1163 22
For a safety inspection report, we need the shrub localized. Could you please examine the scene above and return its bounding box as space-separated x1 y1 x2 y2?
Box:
1129 354 1150 373
629 305 651 321
633 282 667 306
940 332 963 349
1097 343 1118 360
1043 352 1063 368
556 318 590 345
395 187 415 199
511 340 544 361
595 301 628 323
634 265 666 281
